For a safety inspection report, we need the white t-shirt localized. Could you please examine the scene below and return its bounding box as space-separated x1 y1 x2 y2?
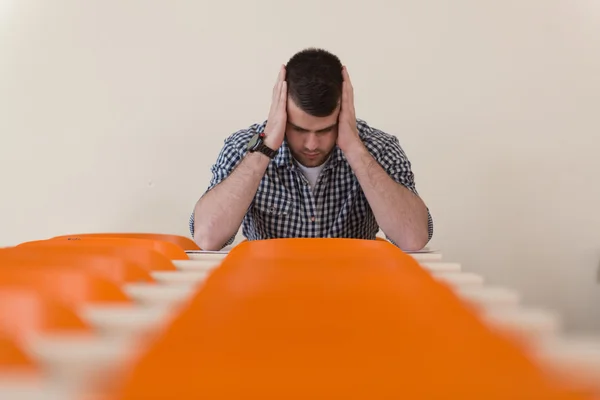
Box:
296 161 325 191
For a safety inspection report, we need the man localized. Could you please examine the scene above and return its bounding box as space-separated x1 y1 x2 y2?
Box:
190 48 433 251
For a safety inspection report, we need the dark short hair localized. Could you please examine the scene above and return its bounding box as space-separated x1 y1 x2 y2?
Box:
285 48 343 117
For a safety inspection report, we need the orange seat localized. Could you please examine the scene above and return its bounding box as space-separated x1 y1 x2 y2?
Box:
52 233 200 251
33 237 189 260
110 238 584 399
0 247 154 285
0 266 131 307
0 287 91 340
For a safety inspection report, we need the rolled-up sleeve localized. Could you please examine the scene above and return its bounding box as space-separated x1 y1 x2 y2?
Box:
374 133 434 244
189 129 252 244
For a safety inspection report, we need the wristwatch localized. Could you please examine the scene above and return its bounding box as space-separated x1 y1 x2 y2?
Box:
247 132 278 159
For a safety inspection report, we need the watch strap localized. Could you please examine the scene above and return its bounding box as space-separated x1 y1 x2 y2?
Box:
255 142 278 159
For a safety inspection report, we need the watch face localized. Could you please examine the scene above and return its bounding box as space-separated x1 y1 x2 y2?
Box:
247 133 260 150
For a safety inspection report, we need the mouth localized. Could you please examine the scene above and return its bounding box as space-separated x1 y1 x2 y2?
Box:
303 152 320 159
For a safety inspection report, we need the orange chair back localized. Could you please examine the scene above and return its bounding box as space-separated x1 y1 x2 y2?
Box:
110 239 582 399
15 240 176 271
0 287 90 339
39 237 189 260
52 233 200 250
0 247 154 285
0 266 131 307
225 237 400 261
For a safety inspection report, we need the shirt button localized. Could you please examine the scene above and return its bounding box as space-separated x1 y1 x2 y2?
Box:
310 216 315 222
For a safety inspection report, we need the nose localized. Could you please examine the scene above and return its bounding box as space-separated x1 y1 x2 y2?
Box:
304 133 318 152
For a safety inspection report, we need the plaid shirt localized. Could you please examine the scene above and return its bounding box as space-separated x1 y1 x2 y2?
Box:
189 119 433 248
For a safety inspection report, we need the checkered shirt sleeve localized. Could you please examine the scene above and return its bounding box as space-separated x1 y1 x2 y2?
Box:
361 122 434 244
188 128 255 245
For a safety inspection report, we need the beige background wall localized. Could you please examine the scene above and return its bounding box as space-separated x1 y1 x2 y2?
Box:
1 1 599 333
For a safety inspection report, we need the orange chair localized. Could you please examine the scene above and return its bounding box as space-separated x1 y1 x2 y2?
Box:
0 287 91 340
0 266 131 308
31 237 189 260
14 240 177 272
0 334 37 370
0 248 154 285
225 237 401 260
220 238 433 284
110 239 585 399
52 233 200 251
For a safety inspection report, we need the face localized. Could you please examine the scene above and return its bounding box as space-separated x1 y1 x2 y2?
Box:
285 98 340 168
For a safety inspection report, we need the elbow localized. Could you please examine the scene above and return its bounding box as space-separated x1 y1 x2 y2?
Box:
197 239 222 252
193 202 221 251
403 209 432 251
402 237 428 252
399 228 430 252
193 216 222 251
194 227 223 251
195 234 222 251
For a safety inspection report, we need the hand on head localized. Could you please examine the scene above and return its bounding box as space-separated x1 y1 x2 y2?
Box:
263 65 287 151
262 63 359 154
336 66 360 152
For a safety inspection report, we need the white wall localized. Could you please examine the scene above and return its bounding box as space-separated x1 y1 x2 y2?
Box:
1 0 599 333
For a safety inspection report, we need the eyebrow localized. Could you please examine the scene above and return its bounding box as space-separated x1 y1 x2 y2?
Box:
288 122 338 133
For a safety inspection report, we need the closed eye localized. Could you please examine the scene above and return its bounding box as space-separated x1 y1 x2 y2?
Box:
288 123 337 134
316 126 335 134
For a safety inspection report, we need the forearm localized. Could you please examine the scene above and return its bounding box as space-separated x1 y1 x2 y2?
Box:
194 152 270 250
344 143 430 251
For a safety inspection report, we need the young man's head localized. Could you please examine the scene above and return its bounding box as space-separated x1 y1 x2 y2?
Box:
285 48 343 167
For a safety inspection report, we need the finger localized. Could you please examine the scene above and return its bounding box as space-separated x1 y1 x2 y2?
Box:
348 80 354 108
272 65 284 97
274 79 284 111
270 82 282 116
341 80 350 110
342 81 356 118
270 78 284 115
279 80 287 108
271 80 278 99
342 66 355 104
275 84 287 125
272 66 287 110
342 65 352 85
344 89 354 117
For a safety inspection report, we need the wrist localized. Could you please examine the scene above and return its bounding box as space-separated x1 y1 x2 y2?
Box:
247 150 273 164
263 134 282 151
263 138 279 151
247 131 280 159
340 137 367 161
